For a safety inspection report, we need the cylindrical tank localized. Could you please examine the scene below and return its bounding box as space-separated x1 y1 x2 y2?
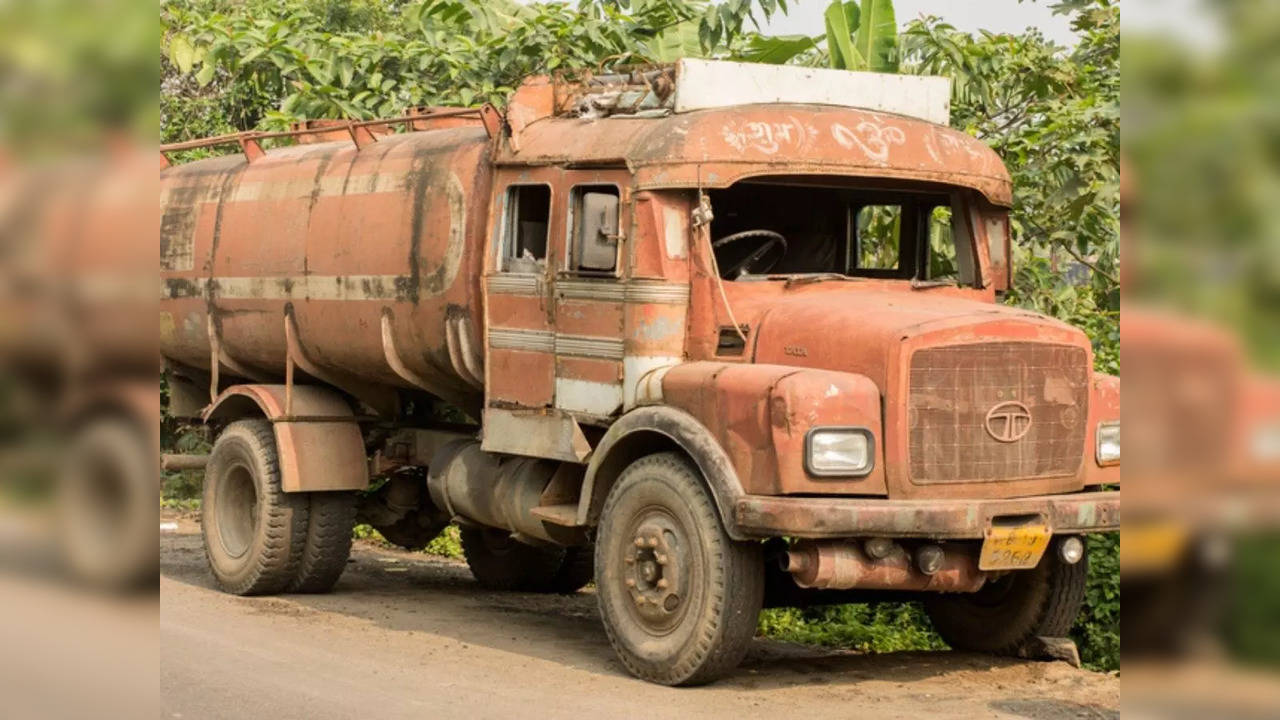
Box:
159 125 494 414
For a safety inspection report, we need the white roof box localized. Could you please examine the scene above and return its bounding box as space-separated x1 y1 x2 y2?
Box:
673 59 952 126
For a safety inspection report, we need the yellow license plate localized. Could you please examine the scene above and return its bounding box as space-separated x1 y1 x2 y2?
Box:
980 521 1051 570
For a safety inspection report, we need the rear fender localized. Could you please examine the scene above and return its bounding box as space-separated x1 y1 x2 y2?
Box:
203 384 368 492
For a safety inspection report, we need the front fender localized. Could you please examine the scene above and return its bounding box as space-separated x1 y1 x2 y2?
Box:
1085 373 1120 487
577 405 747 537
653 362 887 497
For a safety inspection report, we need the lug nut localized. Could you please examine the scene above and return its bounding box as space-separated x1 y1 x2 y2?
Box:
648 537 659 548
864 537 895 560
1058 536 1085 565
655 553 668 565
625 578 636 588
634 538 645 548
916 544 945 575
657 578 668 589
635 595 646 606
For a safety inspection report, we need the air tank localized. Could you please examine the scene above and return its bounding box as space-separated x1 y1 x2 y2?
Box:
159 125 494 415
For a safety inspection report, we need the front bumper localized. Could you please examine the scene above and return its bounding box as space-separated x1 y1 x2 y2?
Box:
734 491 1119 540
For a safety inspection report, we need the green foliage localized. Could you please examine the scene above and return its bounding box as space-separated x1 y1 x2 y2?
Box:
739 0 897 71
823 2 858 69
903 0 1120 320
759 602 946 653
424 524 464 559
351 522 464 560
161 0 783 138
852 0 897 71
1225 534 1280 667
1075 532 1119 671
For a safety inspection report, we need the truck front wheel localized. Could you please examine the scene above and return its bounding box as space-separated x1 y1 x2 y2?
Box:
201 420 308 595
923 548 1088 655
594 452 763 686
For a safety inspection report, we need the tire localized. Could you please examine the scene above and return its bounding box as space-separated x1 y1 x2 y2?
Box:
58 417 157 589
287 491 358 593
459 526 569 592
374 512 449 551
201 420 308 595
594 452 763 686
549 545 595 594
924 544 1088 654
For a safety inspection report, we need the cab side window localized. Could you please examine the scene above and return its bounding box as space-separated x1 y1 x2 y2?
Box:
569 185 620 273
502 185 551 273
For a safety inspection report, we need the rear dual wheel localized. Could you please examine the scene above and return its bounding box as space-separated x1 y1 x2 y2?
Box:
201 420 356 595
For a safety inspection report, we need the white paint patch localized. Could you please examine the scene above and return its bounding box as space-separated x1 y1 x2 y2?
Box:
831 121 907 165
624 355 682 410
160 522 179 533
662 205 688 259
721 117 817 155
634 365 674 406
555 377 623 416
825 384 840 398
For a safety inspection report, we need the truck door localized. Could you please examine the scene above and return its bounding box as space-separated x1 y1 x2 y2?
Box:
484 174 558 409
551 171 629 418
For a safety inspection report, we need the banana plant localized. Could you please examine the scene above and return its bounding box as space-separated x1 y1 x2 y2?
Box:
739 0 898 72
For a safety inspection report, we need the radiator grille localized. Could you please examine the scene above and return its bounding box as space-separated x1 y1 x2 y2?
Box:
908 343 1088 484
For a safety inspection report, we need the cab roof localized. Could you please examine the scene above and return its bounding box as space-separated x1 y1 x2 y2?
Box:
497 102 1012 206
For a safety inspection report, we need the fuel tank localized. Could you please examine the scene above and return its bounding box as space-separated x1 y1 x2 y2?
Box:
159 126 494 414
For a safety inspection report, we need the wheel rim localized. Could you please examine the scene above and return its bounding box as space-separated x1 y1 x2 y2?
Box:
216 463 258 559
619 506 696 635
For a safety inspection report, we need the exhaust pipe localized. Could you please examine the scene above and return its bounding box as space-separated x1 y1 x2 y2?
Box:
783 541 986 593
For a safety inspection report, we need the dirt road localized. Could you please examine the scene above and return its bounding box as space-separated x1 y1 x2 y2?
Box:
161 515 1118 720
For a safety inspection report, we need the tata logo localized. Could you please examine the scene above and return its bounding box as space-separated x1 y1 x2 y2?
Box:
985 401 1033 443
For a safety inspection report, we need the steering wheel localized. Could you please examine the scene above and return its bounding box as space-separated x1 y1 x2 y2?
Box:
712 229 787 278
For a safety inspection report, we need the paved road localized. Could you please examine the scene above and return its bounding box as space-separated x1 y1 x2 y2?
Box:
161 517 1118 720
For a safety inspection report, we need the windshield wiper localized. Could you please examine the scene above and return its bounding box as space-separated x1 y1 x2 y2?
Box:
783 273 853 287
910 279 955 290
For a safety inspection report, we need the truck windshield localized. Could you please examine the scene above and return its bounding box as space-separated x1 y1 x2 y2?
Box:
707 179 982 285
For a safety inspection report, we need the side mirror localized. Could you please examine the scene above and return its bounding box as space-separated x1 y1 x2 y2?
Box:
576 191 620 271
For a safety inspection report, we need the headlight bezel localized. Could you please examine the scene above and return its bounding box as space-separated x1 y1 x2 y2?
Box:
804 426 876 478
1095 420 1120 466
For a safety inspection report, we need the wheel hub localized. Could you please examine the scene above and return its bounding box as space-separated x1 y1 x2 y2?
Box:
624 520 687 631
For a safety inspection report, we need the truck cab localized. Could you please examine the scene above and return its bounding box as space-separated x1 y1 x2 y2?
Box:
473 62 1119 683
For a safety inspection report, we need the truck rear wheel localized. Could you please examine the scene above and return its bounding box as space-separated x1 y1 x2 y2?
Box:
287 492 358 593
459 527 592 593
201 420 308 595
924 548 1087 654
594 452 763 686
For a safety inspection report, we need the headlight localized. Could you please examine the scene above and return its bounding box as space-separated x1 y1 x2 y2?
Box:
1096 421 1120 465
805 428 874 477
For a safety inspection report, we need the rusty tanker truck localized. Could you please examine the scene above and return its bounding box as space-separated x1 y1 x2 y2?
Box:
159 60 1119 685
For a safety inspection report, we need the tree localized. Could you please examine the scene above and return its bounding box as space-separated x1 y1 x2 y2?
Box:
161 0 785 140
901 1 1120 323
738 0 899 71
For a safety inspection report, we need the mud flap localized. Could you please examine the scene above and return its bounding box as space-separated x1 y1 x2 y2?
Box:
1019 636 1081 668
